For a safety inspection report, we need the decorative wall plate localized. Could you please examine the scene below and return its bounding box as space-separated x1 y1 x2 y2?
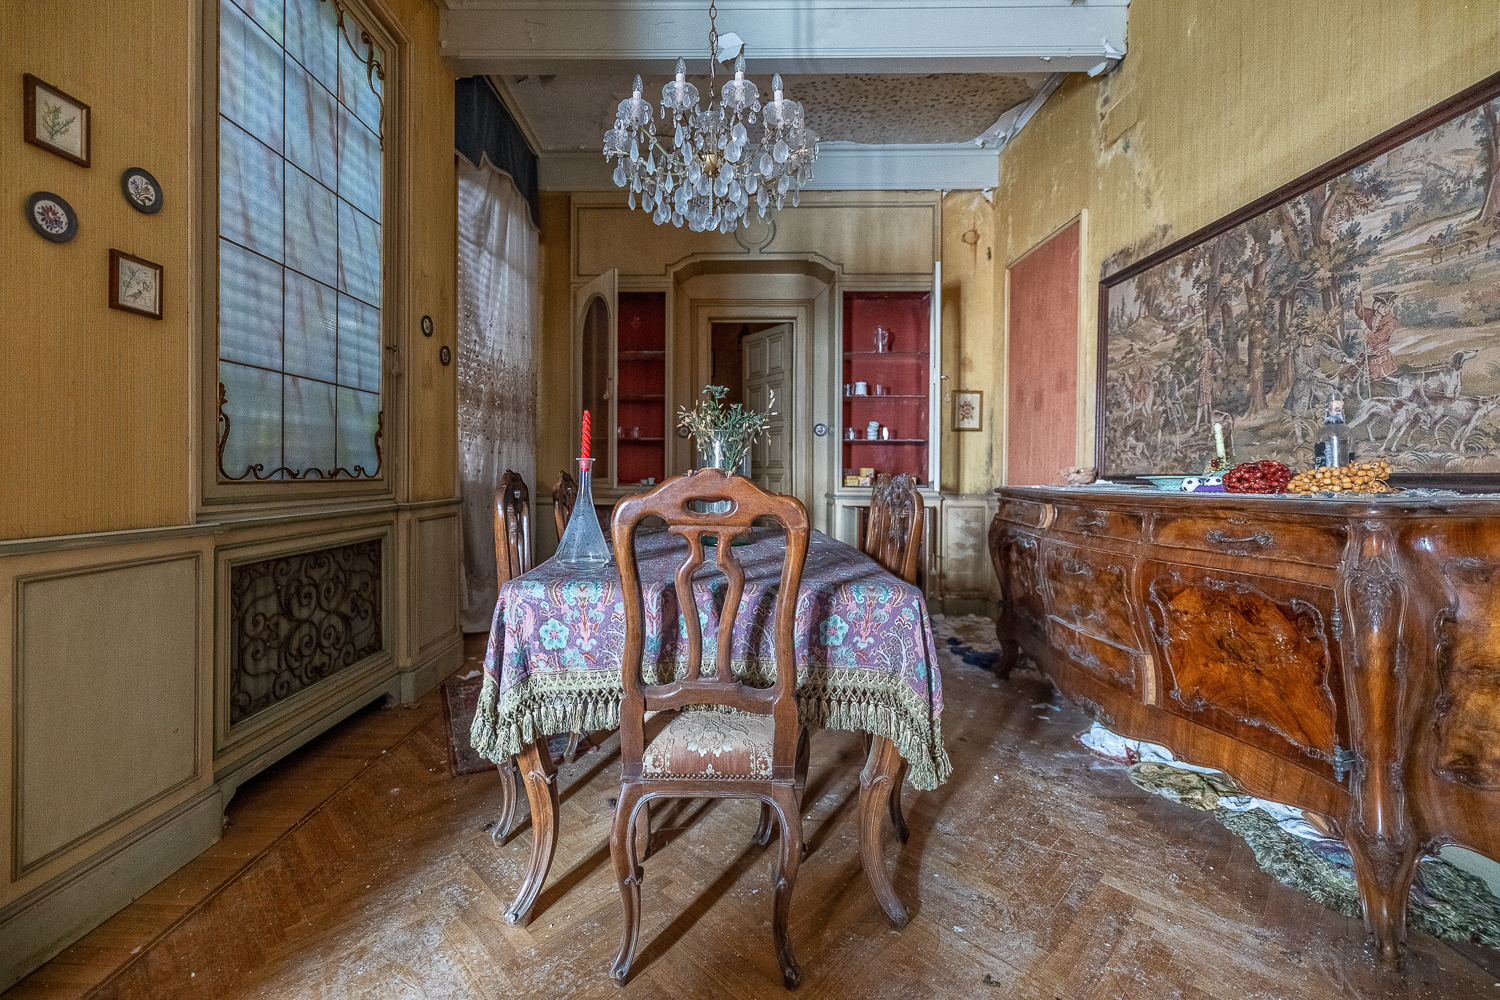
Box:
26 191 77 243
421 314 433 336
120 167 162 214
439 345 451 365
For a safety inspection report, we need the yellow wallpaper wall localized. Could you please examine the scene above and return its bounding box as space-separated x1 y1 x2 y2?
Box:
993 0 1500 471
0 0 456 539
1 1 193 538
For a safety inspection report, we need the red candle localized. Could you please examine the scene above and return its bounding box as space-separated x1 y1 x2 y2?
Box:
581 410 591 460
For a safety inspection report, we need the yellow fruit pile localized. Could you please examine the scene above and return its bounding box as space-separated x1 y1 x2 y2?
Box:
1287 460 1394 495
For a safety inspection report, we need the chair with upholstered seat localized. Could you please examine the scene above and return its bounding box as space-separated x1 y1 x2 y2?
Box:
608 468 811 988
490 470 534 842
861 472 924 843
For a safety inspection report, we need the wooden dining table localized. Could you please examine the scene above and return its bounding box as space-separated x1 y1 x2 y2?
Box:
470 526 952 929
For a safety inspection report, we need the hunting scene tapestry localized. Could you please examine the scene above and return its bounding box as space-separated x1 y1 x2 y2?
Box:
1100 77 1500 478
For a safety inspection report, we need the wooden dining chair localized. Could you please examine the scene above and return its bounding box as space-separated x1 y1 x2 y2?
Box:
608 468 812 988
860 472 924 843
492 471 585 849
494 470 533 587
552 469 577 541
490 471 534 843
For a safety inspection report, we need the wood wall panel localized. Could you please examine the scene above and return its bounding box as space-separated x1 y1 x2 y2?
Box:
575 193 939 279
414 514 459 648
1005 220 1079 486
394 0 460 505
16 557 199 870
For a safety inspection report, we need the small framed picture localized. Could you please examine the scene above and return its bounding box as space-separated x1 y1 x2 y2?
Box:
953 390 984 431
26 191 78 243
109 250 163 319
23 74 90 167
121 167 163 214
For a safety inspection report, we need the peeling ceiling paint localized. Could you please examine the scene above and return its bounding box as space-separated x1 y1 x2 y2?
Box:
501 72 1049 151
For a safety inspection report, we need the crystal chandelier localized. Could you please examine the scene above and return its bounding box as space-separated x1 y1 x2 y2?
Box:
602 1 819 233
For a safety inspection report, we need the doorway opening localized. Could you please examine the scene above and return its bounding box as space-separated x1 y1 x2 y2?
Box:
709 321 793 492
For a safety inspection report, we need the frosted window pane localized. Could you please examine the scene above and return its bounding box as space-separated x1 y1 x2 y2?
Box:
220 0 283 152
232 0 284 42
286 61 336 187
285 0 337 91
337 201 381 306
337 387 381 475
219 240 283 370
220 119 284 260
338 35 382 132
284 271 337 382
286 165 338 286
219 0 381 482
337 293 381 392
336 106 381 221
284 375 337 474
220 361 282 479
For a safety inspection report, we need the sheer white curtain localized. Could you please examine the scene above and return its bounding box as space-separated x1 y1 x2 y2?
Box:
457 155 538 632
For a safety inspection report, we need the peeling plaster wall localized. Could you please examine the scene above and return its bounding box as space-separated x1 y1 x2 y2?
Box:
993 0 1500 471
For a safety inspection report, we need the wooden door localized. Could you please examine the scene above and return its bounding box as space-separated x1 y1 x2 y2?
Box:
1005 222 1079 486
743 323 792 493
573 268 617 483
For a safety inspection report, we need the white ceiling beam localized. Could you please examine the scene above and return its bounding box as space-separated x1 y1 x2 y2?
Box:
440 1 1129 77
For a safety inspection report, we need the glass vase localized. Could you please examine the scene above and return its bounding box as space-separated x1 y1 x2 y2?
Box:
694 429 753 476
555 457 614 569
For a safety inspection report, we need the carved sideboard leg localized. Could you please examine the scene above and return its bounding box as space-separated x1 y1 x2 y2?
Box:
1341 522 1418 970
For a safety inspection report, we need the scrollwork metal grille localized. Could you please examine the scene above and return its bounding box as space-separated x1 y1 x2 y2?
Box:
229 538 383 725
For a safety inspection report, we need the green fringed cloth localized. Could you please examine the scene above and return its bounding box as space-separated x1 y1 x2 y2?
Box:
471 528 952 790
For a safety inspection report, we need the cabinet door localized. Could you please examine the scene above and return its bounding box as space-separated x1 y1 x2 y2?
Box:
929 262 942 488
574 268 618 484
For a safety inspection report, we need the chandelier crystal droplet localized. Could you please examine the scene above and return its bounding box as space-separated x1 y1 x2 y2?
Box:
602 1 818 232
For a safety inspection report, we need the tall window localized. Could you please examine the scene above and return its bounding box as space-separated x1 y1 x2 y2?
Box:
216 0 384 481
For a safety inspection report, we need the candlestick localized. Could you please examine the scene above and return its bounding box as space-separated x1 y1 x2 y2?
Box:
1213 422 1226 460
581 410 591 459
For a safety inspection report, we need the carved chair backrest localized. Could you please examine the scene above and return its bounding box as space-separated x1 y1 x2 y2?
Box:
611 469 809 782
494 470 533 587
864 473 924 585
552 470 578 541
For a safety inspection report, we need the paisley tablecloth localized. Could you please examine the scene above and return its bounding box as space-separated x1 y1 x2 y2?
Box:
470 527 952 789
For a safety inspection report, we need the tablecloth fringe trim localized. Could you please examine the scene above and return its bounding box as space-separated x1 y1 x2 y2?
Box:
471 673 952 791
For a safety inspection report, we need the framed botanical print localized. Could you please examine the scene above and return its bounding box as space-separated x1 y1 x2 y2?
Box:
23 74 90 167
110 250 163 319
1097 71 1500 487
953 390 983 431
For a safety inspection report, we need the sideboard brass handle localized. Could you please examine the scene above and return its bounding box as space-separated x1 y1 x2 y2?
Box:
1205 529 1274 547
1075 515 1107 530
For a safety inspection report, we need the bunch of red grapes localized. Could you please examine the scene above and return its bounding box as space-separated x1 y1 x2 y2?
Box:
1222 459 1292 494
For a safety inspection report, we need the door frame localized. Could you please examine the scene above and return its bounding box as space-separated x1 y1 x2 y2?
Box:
690 300 813 507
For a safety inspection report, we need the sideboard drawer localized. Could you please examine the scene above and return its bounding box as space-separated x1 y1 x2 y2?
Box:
995 498 1050 529
1051 504 1143 543
1154 512 1345 567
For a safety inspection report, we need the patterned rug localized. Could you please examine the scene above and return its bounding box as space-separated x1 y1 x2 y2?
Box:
440 671 493 776
931 614 1500 950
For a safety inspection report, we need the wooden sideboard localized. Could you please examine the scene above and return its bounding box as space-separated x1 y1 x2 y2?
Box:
988 486 1500 968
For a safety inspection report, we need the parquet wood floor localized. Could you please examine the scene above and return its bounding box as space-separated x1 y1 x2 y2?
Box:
8 633 1499 999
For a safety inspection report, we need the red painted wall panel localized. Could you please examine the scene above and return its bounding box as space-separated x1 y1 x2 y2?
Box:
1005 221 1080 486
